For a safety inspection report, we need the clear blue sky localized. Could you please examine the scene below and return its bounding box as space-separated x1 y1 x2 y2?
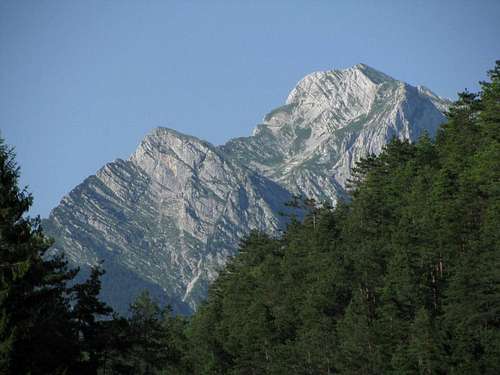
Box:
1 1 499 218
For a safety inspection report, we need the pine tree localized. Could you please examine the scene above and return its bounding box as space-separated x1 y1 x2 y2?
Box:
127 291 176 374
0 137 32 371
71 264 113 374
0 137 80 374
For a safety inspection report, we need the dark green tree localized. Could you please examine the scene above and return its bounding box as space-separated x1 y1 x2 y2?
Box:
71 264 113 374
0 137 80 374
124 290 185 374
0 137 32 371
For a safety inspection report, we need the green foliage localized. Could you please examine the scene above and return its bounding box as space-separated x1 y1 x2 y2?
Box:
0 135 193 374
0 137 81 374
71 264 113 373
187 61 500 374
2 61 499 374
97 291 191 375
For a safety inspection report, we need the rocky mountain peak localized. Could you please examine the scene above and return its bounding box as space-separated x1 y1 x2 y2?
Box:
131 127 217 171
258 64 406 148
45 64 451 315
351 63 397 84
283 65 379 128
223 64 449 202
45 126 294 313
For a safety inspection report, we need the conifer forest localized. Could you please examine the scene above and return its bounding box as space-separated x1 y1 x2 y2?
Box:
1 63 499 374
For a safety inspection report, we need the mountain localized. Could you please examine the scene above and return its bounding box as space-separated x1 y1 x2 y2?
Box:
43 64 450 314
222 64 450 202
44 128 294 314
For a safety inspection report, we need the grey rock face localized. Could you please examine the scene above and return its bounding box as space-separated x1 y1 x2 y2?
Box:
44 128 294 313
44 64 450 313
222 64 450 203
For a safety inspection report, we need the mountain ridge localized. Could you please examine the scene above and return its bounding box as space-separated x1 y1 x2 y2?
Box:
221 63 450 202
44 64 450 314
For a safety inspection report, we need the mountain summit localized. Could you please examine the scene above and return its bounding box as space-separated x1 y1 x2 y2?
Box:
44 127 293 313
44 64 450 313
223 64 450 202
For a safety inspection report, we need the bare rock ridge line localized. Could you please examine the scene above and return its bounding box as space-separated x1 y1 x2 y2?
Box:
222 63 449 202
43 64 450 314
44 128 293 314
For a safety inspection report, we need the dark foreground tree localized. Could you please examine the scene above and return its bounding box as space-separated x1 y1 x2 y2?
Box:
0 137 80 374
0 135 190 374
72 264 113 373
99 291 190 375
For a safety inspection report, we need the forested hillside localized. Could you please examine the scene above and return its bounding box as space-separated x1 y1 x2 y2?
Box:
187 61 500 374
1 62 499 374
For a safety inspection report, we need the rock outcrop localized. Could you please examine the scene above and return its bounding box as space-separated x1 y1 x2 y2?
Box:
44 64 450 314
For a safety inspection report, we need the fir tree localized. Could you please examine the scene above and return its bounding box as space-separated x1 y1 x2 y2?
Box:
71 264 113 373
0 137 79 374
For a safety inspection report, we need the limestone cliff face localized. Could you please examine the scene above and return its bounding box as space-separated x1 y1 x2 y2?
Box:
222 64 450 202
44 64 450 313
44 128 294 313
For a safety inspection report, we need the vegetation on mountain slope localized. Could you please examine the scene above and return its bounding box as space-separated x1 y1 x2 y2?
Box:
0 62 498 374
186 62 500 374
